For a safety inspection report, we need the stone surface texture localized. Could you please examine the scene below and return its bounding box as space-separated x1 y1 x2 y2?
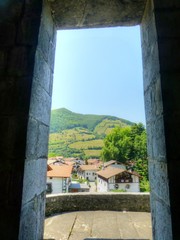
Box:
19 1 56 240
141 0 180 239
0 0 44 239
45 193 150 217
44 211 152 240
49 0 147 29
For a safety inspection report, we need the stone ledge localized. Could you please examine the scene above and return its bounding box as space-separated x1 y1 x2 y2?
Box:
84 239 149 240
45 192 150 216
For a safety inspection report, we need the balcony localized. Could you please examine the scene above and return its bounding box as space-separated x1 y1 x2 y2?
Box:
44 192 152 240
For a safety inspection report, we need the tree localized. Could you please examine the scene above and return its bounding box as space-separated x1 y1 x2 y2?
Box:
101 123 149 192
134 130 147 160
101 126 133 163
101 124 147 163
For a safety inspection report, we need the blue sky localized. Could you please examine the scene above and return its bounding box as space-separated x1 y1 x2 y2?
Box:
51 26 145 125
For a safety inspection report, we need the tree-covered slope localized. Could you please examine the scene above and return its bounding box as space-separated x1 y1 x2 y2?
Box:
50 108 133 133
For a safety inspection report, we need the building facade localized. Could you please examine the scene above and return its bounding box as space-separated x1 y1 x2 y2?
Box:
97 167 140 192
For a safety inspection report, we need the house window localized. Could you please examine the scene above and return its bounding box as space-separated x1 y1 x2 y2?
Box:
46 183 52 194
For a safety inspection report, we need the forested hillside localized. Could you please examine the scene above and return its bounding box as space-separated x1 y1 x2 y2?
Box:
48 108 134 159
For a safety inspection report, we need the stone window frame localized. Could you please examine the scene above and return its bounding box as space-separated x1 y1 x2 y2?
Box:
18 0 174 239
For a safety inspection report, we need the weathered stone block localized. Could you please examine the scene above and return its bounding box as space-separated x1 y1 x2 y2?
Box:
144 77 163 123
26 117 39 158
33 49 51 93
48 37 57 72
50 0 146 29
146 117 166 162
41 0 55 38
29 81 51 126
37 123 50 158
19 193 45 240
38 26 50 61
150 193 172 240
142 41 160 92
22 158 47 205
141 8 157 48
148 160 170 205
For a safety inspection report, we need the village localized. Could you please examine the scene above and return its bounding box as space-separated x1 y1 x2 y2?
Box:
46 157 140 194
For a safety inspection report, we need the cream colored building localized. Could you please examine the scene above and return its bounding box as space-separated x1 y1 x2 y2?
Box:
78 165 99 182
97 167 140 192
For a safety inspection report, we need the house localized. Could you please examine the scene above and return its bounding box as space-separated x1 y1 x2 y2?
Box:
103 160 117 168
78 165 99 182
68 181 90 193
87 158 103 168
97 167 140 192
46 165 72 194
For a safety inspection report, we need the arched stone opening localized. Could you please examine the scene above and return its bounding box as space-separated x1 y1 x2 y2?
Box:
0 0 179 239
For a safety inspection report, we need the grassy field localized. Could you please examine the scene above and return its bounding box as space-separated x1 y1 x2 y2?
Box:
69 139 103 150
94 119 128 136
83 149 102 158
48 108 134 159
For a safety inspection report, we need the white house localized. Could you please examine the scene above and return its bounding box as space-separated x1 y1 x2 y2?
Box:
97 167 140 192
78 165 99 182
46 165 72 194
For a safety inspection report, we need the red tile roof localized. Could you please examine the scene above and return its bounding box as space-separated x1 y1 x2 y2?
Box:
97 167 140 179
80 165 99 171
47 165 72 178
47 165 52 171
97 167 124 179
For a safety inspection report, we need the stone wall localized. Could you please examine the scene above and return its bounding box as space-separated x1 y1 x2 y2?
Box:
19 1 56 239
0 1 43 239
141 0 180 239
45 193 150 217
141 1 172 239
153 1 180 239
0 0 55 239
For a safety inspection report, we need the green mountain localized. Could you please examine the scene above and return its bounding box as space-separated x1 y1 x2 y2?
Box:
48 108 134 159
